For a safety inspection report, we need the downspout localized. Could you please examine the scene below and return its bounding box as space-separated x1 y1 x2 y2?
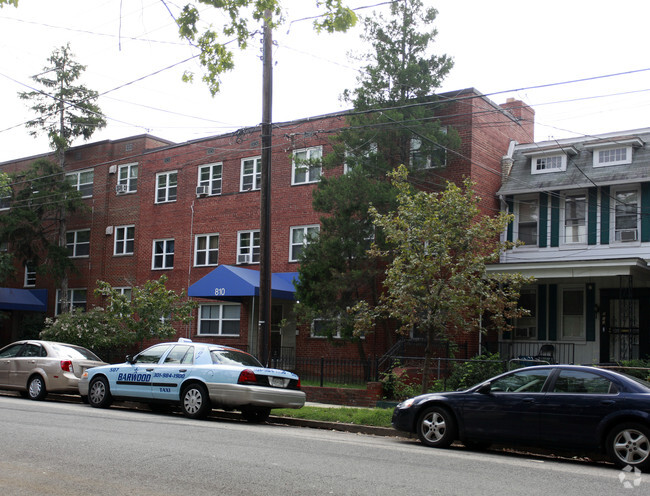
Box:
187 201 195 339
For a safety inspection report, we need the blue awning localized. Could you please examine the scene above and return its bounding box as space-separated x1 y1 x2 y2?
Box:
0 288 48 312
188 265 298 301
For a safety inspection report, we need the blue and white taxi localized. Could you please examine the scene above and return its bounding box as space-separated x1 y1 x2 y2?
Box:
79 339 305 422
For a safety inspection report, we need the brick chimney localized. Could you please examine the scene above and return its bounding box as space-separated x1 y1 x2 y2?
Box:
501 98 535 141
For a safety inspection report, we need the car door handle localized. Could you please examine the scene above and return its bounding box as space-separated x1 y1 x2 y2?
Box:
146 368 154 372
179 369 187 373
600 400 615 406
522 398 535 403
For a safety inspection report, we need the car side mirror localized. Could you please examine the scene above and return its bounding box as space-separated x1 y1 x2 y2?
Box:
477 382 492 394
125 355 134 364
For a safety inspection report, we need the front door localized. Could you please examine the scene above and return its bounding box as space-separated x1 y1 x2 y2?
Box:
599 288 650 362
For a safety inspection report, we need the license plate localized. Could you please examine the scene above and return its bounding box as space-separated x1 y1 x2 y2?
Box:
270 377 285 388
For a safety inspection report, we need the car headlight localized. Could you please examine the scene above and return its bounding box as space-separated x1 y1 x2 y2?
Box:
397 398 415 409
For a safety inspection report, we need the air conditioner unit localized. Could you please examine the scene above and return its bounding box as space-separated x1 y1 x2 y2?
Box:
237 254 250 264
105 226 114 236
196 185 209 197
115 184 128 194
619 229 638 242
108 165 117 174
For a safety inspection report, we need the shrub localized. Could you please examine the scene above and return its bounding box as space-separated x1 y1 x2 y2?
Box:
446 353 506 391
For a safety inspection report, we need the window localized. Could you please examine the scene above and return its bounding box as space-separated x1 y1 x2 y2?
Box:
237 230 260 264
532 154 566 174
563 193 586 244
66 229 90 257
24 263 36 287
118 163 138 193
311 318 342 339
594 146 632 167
561 287 584 340
198 304 241 336
490 369 551 393
114 225 135 256
56 288 87 314
514 288 536 339
613 189 639 242
195 234 219 267
164 345 194 364
292 146 322 184
156 171 177 203
241 157 261 191
66 169 94 198
114 287 132 299
410 136 447 169
198 163 222 196
516 198 538 246
133 344 171 364
290 225 320 262
152 239 174 269
552 370 616 394
0 193 9 210
344 143 378 173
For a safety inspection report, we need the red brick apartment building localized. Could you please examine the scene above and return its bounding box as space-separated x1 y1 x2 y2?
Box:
0 88 534 364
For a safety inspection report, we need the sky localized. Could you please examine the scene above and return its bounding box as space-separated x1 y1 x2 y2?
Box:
2 0 650 163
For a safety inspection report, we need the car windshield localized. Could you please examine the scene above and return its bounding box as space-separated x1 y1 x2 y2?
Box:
211 349 262 367
51 344 101 361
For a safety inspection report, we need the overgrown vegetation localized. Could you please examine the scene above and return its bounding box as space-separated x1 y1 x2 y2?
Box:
614 359 650 381
446 353 508 391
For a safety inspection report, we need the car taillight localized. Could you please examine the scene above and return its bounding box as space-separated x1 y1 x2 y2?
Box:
238 369 257 385
60 360 74 373
297 378 301 389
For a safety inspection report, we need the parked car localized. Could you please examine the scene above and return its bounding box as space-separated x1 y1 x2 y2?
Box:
79 339 306 422
0 340 106 400
392 364 650 470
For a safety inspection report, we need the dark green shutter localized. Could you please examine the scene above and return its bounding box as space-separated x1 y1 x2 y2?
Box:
537 285 547 340
586 284 596 342
548 284 557 341
506 196 514 243
601 186 610 245
642 183 650 242
550 194 559 247
588 188 597 245
539 193 548 248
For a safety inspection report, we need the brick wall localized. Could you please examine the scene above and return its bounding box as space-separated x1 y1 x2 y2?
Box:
301 382 383 407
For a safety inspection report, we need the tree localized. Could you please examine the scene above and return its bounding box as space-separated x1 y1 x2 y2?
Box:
357 166 531 393
0 159 85 284
18 44 106 311
40 276 197 357
295 0 457 354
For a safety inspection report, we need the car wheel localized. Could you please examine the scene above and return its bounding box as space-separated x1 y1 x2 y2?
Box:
181 383 211 419
241 407 271 423
27 375 47 401
88 376 113 409
417 406 457 448
606 422 650 471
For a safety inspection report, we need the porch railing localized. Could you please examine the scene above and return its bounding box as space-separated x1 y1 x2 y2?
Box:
498 341 575 364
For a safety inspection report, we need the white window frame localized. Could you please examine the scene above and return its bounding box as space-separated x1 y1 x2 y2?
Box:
292 146 322 185
155 171 177 204
56 288 87 315
240 157 261 191
561 191 587 245
66 229 90 258
152 238 175 270
560 286 585 341
344 143 378 174
118 163 138 193
198 303 241 336
410 132 447 170
237 230 260 264
194 233 220 267
0 194 10 211
531 154 567 174
66 169 94 198
515 196 539 247
611 186 640 243
593 146 632 168
290 225 320 262
114 225 135 256
311 318 342 339
24 263 36 288
197 163 222 196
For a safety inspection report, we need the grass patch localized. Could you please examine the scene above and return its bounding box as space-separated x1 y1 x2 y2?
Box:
271 406 394 427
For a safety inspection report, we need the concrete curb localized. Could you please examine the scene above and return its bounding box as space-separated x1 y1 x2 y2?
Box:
267 415 411 438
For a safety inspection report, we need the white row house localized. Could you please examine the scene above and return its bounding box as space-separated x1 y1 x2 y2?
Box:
490 129 650 365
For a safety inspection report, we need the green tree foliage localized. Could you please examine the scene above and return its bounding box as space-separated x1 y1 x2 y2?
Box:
357 166 532 392
18 44 106 165
295 0 456 350
0 159 85 284
174 0 357 95
40 276 197 354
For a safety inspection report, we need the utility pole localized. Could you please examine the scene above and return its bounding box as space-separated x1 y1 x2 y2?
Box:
258 10 273 366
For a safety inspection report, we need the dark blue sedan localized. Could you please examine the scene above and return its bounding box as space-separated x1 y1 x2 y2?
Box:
392 365 650 470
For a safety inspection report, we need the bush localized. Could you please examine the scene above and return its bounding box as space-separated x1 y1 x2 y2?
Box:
381 364 444 400
446 353 506 391
615 359 650 381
